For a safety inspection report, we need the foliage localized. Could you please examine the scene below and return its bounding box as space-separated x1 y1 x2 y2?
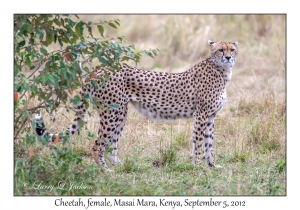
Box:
14 14 159 195
14 14 158 144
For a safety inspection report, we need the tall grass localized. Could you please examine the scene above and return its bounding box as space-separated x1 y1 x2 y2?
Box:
14 15 286 195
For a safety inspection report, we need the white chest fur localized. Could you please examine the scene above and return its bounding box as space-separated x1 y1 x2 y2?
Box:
221 65 233 87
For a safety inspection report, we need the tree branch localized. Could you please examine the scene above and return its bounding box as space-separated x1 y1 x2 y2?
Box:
14 118 28 140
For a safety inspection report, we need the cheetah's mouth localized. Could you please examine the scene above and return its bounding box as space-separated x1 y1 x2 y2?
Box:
221 59 235 65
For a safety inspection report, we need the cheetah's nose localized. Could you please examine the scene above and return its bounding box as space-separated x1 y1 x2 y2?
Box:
225 56 231 61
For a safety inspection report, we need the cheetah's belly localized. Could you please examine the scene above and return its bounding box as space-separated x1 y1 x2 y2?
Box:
130 97 196 121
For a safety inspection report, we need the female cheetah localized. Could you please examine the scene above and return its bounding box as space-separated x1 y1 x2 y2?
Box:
35 40 238 171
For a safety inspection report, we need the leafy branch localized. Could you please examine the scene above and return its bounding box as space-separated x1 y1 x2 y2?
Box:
14 14 159 147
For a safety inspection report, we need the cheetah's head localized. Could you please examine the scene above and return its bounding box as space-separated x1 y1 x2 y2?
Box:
208 40 238 67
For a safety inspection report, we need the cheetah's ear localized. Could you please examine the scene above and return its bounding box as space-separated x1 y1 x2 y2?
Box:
208 40 215 46
232 41 238 46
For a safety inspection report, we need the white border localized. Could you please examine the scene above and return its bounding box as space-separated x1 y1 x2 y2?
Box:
3 1 296 209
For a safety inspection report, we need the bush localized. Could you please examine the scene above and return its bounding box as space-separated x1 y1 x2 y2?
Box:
14 14 158 195
14 14 158 147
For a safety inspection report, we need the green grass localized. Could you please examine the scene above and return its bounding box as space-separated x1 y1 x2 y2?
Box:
14 95 286 196
14 148 285 196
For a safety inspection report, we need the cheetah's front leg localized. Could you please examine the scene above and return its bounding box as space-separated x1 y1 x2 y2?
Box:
107 140 122 167
202 115 222 168
190 111 207 165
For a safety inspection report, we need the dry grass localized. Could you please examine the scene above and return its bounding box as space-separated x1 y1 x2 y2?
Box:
15 15 286 195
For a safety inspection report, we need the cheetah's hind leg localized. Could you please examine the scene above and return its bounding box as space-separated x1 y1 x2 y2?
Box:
91 139 113 172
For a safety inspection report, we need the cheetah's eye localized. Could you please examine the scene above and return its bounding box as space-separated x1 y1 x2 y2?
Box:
219 49 224 52
231 49 235 52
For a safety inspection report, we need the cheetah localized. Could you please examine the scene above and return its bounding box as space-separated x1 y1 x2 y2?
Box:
35 40 238 171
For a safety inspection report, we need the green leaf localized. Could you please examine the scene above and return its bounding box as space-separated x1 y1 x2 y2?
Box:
47 20 53 27
34 28 43 40
117 37 123 42
69 38 75 44
67 19 75 28
121 56 131 61
37 136 47 145
22 111 28 119
61 68 68 81
48 75 58 89
70 34 78 44
109 104 119 111
42 75 48 84
58 37 63 47
46 32 53 46
107 147 113 154
31 85 38 94
29 38 34 45
25 56 31 67
88 131 94 138
69 67 76 79
115 20 120 26
83 99 89 110
61 35 69 44
18 40 26 48
62 134 69 145
77 119 84 130
88 92 94 102
20 24 28 35
75 22 83 37
40 48 47 55
97 56 108 65
97 25 104 37
25 134 36 145
108 22 117 29
70 95 81 106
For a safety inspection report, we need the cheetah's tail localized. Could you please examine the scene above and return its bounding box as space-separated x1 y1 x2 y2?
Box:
34 88 89 143
34 113 57 143
34 110 85 144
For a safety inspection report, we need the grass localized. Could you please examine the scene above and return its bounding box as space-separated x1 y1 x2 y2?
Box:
14 14 286 195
